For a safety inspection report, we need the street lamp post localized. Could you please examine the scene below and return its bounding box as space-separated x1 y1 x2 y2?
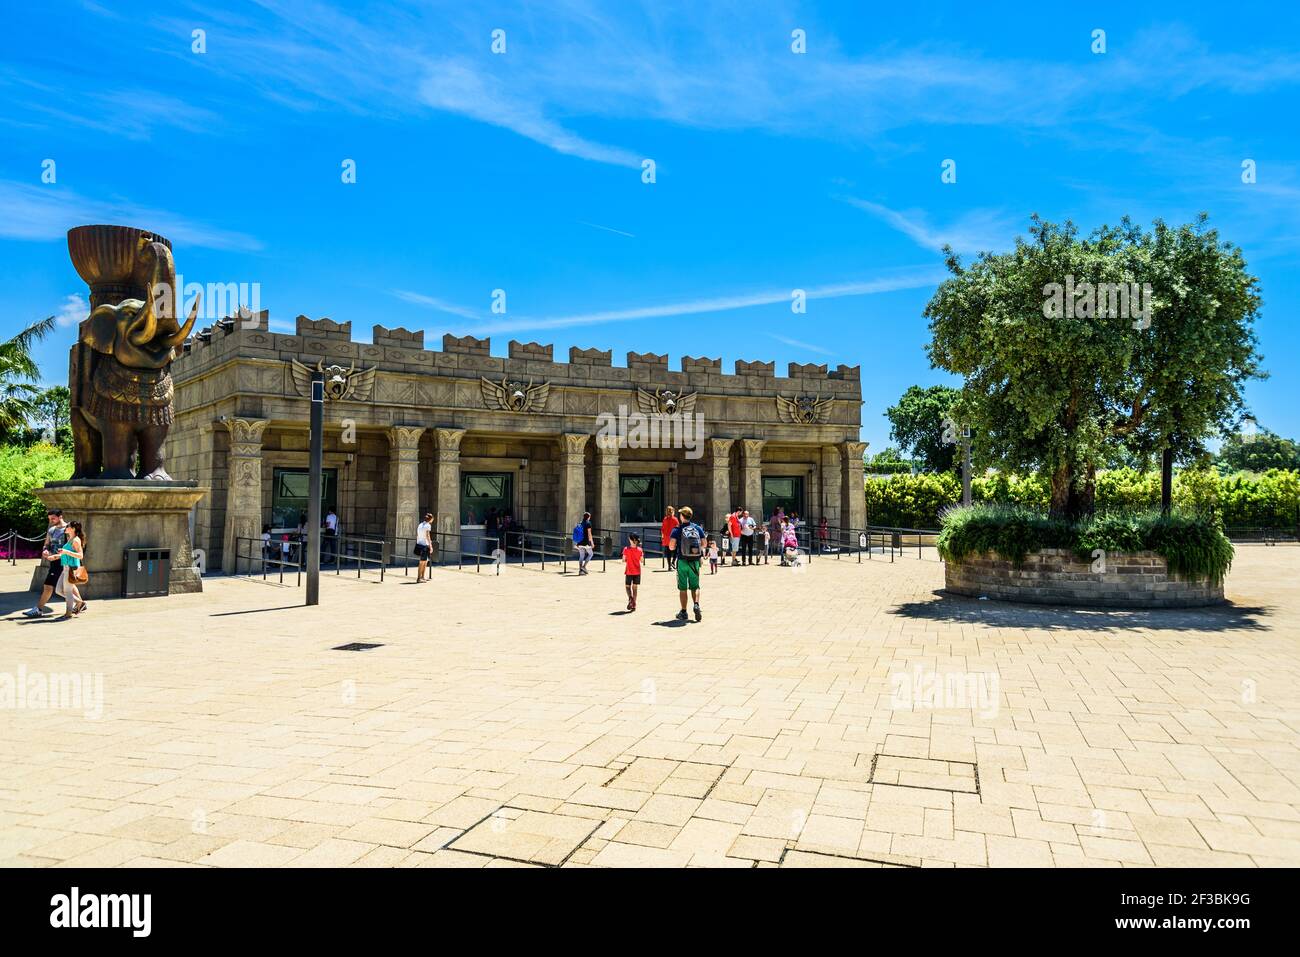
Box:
306 371 323 606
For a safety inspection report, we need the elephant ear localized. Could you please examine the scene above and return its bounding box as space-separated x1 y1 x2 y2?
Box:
83 304 123 355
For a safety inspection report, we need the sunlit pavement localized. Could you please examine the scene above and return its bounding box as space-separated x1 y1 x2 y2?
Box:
2 546 1297 867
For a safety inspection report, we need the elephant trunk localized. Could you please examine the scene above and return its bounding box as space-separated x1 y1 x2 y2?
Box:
127 242 172 346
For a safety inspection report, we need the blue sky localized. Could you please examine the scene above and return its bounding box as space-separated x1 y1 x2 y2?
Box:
2 0 1298 455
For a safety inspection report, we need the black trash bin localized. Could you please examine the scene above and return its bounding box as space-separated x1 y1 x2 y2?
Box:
123 547 171 597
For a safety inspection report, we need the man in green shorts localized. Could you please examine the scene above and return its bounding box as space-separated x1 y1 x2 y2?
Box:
668 505 704 622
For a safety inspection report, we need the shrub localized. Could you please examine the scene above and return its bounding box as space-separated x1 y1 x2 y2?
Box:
939 504 1234 583
865 472 959 527
0 443 73 536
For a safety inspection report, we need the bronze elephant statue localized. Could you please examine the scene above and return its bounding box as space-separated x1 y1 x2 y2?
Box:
69 238 199 480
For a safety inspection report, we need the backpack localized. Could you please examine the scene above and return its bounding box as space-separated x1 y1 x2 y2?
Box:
678 523 703 560
573 522 585 545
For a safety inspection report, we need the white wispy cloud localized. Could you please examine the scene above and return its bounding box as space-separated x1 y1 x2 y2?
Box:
53 293 87 327
838 197 1020 256
578 220 636 238
66 4 1300 170
0 181 264 252
765 333 833 356
466 268 944 335
391 289 481 319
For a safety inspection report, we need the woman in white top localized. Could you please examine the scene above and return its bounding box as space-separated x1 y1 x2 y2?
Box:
415 512 434 583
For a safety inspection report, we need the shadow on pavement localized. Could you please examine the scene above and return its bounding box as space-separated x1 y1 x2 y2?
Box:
891 590 1270 632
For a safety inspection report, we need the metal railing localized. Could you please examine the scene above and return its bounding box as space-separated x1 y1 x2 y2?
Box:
2 529 46 565
233 532 388 584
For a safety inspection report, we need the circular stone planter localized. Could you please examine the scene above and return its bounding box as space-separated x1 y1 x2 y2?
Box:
944 548 1224 608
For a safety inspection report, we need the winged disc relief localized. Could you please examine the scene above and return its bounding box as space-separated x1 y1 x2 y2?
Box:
289 358 377 401
636 387 697 416
481 376 550 413
776 394 832 425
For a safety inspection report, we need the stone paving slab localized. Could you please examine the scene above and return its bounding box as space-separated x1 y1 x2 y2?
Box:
1 546 1297 868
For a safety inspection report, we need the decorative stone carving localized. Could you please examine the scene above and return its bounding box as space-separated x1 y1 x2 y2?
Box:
480 376 550 413
289 358 377 401
387 426 425 545
636 387 697 416
776 394 832 425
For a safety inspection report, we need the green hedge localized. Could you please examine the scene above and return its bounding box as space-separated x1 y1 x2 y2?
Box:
938 504 1234 583
865 468 1300 529
0 443 74 536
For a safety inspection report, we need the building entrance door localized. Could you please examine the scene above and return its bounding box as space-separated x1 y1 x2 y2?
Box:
761 475 804 521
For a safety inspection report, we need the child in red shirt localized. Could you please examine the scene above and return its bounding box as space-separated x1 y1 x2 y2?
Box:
622 533 644 611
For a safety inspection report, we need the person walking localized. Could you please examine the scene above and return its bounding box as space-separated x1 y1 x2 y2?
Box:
668 506 704 622
706 535 719 574
573 511 595 575
55 521 86 619
739 509 757 565
23 508 68 618
415 512 434 582
622 533 643 611
760 521 771 565
660 506 679 570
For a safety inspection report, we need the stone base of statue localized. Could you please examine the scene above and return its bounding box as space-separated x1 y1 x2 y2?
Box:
30 481 208 600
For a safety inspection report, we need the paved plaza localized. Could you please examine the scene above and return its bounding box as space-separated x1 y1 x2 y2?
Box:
2 546 1298 868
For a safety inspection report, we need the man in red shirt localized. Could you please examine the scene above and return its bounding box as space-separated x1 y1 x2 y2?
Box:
727 508 742 566
622 533 644 611
660 506 679 571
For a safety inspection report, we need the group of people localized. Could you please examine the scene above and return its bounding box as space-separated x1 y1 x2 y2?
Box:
604 503 815 622
660 504 808 572
22 508 88 620
260 507 342 567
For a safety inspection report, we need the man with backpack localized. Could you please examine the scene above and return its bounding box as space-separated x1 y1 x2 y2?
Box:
573 511 594 575
667 505 704 622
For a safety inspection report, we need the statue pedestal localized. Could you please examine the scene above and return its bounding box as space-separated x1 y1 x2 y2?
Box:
31 481 209 600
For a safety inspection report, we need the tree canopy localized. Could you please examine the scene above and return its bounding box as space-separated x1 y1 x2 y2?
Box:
1217 428 1300 472
0 316 55 433
885 384 960 473
925 216 1263 519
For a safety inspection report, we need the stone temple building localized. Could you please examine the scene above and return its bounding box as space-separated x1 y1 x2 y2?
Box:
167 314 866 571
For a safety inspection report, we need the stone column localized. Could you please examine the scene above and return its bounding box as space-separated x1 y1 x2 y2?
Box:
707 438 734 530
841 441 867 530
386 426 425 549
222 417 268 573
594 435 620 542
740 438 765 516
434 428 466 548
557 433 590 532
821 445 843 528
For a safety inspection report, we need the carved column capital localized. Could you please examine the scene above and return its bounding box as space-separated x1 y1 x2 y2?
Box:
436 427 466 460
388 425 425 452
842 441 867 463
225 417 269 457
559 432 590 462
594 433 621 460
708 437 734 464
741 438 766 461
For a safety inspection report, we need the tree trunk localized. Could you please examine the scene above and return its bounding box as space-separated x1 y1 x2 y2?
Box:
1050 460 1097 521
1161 448 1173 516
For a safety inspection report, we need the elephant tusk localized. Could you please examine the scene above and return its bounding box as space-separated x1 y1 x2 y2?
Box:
158 292 200 349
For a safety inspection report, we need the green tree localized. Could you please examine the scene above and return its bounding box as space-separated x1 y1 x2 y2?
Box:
0 316 56 433
1216 429 1300 472
925 216 1264 519
29 385 70 435
884 384 960 472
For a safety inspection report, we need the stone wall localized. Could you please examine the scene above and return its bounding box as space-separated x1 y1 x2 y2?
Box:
944 549 1225 608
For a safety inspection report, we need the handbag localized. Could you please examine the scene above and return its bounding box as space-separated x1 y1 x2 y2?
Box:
71 565 89 585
